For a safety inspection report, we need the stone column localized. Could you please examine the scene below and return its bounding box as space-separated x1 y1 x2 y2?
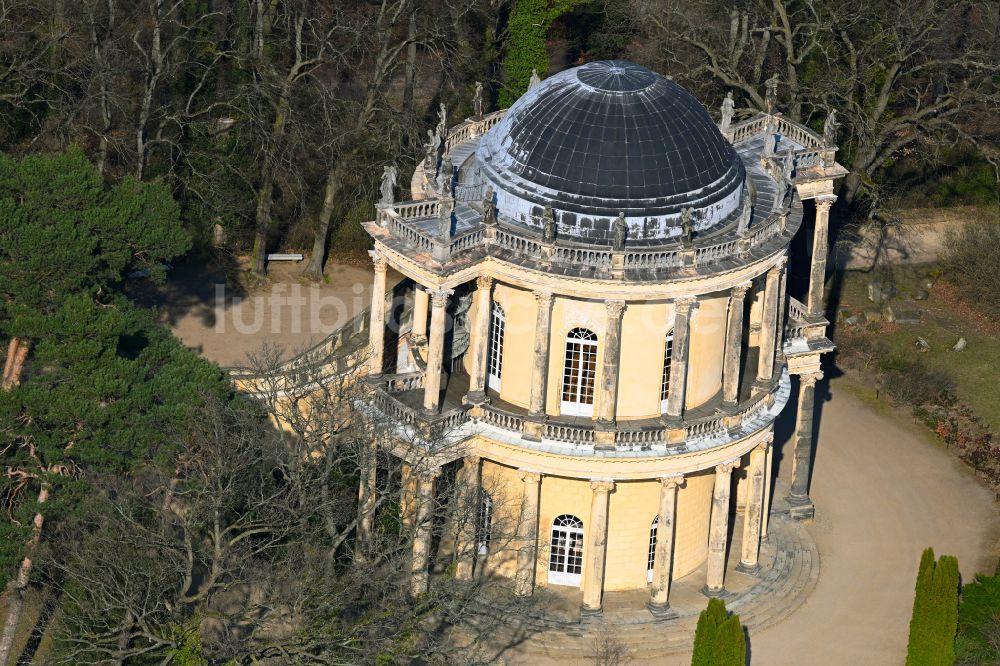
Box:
597 300 627 425
466 276 494 403
412 285 429 345
704 460 739 596
722 283 752 407
665 297 698 419
368 253 388 375
648 475 684 617
455 455 482 580
410 467 440 597
774 258 789 364
514 471 541 596
756 261 783 384
787 372 822 518
737 442 768 574
807 196 836 316
423 289 452 413
581 480 615 616
761 434 775 540
526 291 554 433
356 440 378 562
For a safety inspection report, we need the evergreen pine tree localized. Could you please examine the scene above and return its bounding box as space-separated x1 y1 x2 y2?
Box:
933 555 960 665
691 598 726 666
717 613 747 665
907 548 937 665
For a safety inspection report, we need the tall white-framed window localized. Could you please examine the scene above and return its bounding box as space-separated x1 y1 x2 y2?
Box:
476 491 493 556
647 516 659 583
561 328 598 417
659 330 674 412
548 514 584 586
487 302 505 391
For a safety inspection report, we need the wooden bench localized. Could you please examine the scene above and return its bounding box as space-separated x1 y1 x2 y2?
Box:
266 253 304 262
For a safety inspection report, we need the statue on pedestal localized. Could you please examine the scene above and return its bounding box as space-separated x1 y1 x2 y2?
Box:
823 109 839 147
542 206 556 243
680 207 694 247
379 165 397 205
764 74 779 114
423 129 440 170
482 186 497 225
436 102 448 140
437 156 453 197
781 147 795 184
612 212 627 251
438 201 453 240
720 91 735 131
473 82 484 120
528 68 541 90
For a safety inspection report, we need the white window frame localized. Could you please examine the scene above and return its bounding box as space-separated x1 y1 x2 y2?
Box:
477 491 493 556
487 302 505 392
647 516 659 583
560 328 598 417
660 330 674 413
548 514 584 587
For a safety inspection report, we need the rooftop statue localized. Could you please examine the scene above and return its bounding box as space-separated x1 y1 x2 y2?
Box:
736 189 752 236
438 156 453 197
482 186 497 225
436 102 448 140
782 147 794 184
823 109 839 147
765 74 779 114
437 200 452 240
542 206 556 243
720 91 735 132
473 82 484 120
423 129 440 170
528 68 541 90
379 165 397 205
612 211 627 251
680 207 694 247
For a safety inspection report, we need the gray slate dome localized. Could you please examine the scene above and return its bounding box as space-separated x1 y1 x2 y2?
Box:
477 61 744 226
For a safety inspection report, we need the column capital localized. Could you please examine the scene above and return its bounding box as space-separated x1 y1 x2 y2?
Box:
518 470 541 484
755 439 771 454
417 466 442 481
465 454 482 466
533 289 554 307
475 275 494 290
716 459 741 474
799 371 823 388
731 281 753 299
369 250 388 272
815 194 837 210
659 474 685 490
605 299 627 320
428 288 453 308
590 479 616 494
674 296 699 315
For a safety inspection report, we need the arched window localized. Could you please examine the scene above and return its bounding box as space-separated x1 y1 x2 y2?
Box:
660 330 674 412
487 302 505 391
647 516 659 583
548 514 584 586
476 491 493 556
561 328 598 417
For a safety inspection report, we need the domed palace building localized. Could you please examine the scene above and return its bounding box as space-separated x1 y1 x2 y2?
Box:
358 61 845 616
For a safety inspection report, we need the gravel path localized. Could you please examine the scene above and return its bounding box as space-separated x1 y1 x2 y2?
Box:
748 380 1000 665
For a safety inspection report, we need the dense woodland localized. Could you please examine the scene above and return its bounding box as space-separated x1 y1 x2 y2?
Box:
0 0 998 664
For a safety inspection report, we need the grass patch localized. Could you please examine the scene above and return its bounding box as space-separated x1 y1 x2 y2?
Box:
834 263 1000 433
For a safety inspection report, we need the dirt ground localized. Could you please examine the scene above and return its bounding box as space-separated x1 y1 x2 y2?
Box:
131 257 374 368
746 378 1000 665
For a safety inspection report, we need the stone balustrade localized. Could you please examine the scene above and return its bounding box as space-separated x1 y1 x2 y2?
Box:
362 372 784 454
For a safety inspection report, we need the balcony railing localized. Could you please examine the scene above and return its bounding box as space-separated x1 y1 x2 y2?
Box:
366 368 785 455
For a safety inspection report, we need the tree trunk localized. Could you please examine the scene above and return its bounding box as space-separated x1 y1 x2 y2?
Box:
1 338 29 390
0 486 49 666
402 14 416 116
841 171 862 205
302 166 343 281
